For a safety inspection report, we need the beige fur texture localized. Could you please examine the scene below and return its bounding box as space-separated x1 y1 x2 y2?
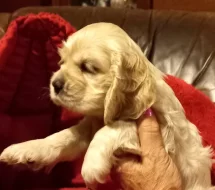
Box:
0 23 214 190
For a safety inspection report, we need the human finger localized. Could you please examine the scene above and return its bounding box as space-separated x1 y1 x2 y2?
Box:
137 109 165 154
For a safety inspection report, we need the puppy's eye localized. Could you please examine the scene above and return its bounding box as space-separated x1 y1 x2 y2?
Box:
80 62 99 74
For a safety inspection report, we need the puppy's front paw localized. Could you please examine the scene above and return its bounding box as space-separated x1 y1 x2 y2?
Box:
81 151 111 189
0 139 60 172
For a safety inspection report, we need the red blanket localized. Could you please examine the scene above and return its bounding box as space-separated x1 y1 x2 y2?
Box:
0 13 215 190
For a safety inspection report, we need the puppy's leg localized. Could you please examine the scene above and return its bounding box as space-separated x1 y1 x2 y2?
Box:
0 117 92 172
82 120 140 189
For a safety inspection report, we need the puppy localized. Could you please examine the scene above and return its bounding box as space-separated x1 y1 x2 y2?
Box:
0 23 214 190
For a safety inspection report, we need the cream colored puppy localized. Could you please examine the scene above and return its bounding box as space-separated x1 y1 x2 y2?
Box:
0 23 214 190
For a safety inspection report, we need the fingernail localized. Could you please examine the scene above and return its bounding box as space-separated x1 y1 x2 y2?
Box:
144 108 153 117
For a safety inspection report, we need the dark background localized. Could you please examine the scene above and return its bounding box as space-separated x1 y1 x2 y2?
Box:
0 0 215 13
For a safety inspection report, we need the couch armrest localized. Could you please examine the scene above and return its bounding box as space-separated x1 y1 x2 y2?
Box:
0 13 11 39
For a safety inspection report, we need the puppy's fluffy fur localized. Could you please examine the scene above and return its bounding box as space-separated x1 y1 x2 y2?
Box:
0 23 214 190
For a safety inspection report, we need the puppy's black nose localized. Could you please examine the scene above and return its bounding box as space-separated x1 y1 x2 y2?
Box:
52 79 64 94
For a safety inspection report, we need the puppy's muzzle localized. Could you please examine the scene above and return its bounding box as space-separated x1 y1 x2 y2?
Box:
52 79 64 94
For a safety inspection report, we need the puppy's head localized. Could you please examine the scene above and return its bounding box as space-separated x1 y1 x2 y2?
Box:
50 23 160 123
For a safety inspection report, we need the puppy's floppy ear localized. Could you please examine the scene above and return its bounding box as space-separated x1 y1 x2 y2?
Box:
104 50 158 124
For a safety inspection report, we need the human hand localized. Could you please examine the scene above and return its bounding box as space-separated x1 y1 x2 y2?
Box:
113 109 182 190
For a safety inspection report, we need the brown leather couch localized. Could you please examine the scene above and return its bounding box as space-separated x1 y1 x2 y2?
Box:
0 6 215 103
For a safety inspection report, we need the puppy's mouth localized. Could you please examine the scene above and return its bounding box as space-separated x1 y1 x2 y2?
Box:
50 83 83 111
50 87 64 105
50 92 74 110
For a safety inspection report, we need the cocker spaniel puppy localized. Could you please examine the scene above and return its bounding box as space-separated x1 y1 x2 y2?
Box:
0 23 214 190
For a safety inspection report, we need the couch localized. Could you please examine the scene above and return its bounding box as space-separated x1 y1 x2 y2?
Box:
0 6 215 190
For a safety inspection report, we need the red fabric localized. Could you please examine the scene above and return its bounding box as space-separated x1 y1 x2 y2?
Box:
0 13 214 190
